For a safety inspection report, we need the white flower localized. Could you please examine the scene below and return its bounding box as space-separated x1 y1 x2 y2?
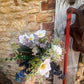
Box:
19 34 27 44
35 30 46 38
38 58 51 76
28 34 34 42
53 45 62 55
44 72 49 78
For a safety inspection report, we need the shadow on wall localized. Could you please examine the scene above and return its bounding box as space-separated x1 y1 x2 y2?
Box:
0 71 12 84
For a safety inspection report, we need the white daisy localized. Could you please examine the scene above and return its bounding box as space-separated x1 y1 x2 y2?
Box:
53 45 62 55
38 58 51 76
19 34 27 45
28 34 34 42
35 30 46 38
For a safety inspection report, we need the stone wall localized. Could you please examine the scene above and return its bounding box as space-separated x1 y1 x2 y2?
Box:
0 0 55 84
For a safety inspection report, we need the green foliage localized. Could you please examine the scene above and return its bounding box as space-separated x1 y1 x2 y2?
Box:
0 58 3 62
11 42 18 50
18 45 32 54
39 36 48 44
6 30 64 84
5 58 8 61
53 38 61 45
10 58 13 61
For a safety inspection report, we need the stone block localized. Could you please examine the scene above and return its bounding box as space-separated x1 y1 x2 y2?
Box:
43 22 54 31
0 37 10 42
0 2 12 7
0 33 11 37
28 15 35 22
0 26 7 32
41 0 55 10
27 8 40 14
0 0 10 2
14 13 26 19
0 7 11 14
0 43 11 50
0 21 10 26
22 0 46 2
28 23 40 31
11 20 26 31
10 6 24 12
36 13 53 23
22 1 40 7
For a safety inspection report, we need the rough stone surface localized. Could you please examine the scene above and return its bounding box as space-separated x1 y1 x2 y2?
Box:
43 22 54 31
0 0 10 2
0 0 55 84
0 71 12 84
28 15 35 22
36 13 53 23
0 2 13 7
0 7 11 14
28 22 41 31
14 13 27 19
41 0 55 10
27 8 40 14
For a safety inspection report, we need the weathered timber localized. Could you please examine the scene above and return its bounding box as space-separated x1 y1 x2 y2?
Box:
54 0 84 84
53 61 64 84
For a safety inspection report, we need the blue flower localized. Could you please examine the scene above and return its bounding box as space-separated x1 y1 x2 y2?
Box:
15 71 26 83
15 73 19 81
19 71 25 78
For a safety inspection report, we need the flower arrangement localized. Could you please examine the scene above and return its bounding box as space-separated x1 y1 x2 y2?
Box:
10 30 65 83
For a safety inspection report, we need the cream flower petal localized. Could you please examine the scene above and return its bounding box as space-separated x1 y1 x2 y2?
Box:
19 34 27 44
35 30 46 38
53 45 62 55
44 72 49 78
38 58 51 76
44 58 50 63
28 34 34 42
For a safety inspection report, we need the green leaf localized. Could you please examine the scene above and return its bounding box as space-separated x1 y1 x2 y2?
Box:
14 57 17 60
11 42 18 50
32 58 40 61
0 59 3 62
10 58 13 61
18 45 32 54
5 58 8 61
31 62 36 67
